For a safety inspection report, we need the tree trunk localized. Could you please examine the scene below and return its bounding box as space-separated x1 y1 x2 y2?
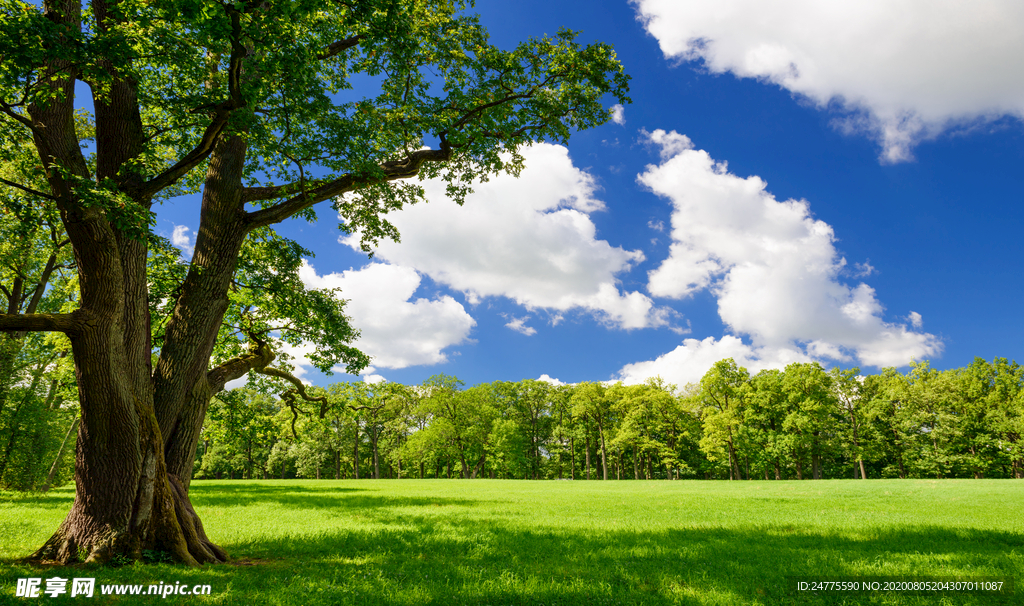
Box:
371 427 380 479
727 438 741 481
596 419 608 481
584 431 591 480
42 416 80 491
353 429 361 479
569 436 575 480
849 413 867 480
0 385 31 481
726 428 741 480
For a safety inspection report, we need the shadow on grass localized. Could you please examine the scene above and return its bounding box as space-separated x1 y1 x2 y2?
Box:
4 487 1021 605
237 525 1018 605
189 483 483 511
209 491 1023 606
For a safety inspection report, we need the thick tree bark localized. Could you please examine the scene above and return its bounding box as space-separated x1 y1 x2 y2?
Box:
26 107 266 564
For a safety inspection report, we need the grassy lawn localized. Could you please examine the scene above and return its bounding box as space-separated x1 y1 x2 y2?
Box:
1 479 1021 605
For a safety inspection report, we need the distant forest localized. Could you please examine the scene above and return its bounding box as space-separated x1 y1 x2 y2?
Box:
192 357 1022 483
3 356 1022 489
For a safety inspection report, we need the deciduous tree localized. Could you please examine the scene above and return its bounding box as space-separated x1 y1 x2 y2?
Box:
0 0 627 564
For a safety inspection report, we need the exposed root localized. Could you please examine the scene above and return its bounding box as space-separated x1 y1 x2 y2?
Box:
169 474 227 564
26 474 227 566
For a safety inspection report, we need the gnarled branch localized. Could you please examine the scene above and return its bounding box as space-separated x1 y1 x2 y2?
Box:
205 339 275 394
257 366 329 437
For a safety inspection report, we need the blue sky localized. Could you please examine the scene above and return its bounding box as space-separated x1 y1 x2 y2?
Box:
163 0 1024 389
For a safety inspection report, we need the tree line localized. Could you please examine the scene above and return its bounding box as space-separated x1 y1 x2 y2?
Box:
192 357 1024 483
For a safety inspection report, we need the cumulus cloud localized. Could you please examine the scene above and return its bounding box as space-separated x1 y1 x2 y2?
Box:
537 374 567 386
361 369 387 384
619 130 941 384
341 143 673 330
504 315 537 336
171 225 194 257
618 336 810 386
632 0 1024 161
299 260 475 370
610 104 626 125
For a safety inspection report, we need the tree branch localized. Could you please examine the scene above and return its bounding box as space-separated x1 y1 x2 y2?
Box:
257 366 329 418
133 5 249 201
241 180 326 203
0 100 35 131
317 35 362 61
243 145 451 230
0 177 56 201
205 339 275 394
256 366 330 437
0 312 82 334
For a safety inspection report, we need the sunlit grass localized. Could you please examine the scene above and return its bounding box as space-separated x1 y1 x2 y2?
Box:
2 480 1022 604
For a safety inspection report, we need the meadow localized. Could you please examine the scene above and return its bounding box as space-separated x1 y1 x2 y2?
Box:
1 480 1021 605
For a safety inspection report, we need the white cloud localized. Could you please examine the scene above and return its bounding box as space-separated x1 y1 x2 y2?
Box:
537 374 566 386
611 104 626 125
341 143 673 330
299 260 475 370
171 225 194 257
620 130 941 383
853 261 875 277
632 0 1024 161
908 311 923 329
504 315 537 336
618 336 810 386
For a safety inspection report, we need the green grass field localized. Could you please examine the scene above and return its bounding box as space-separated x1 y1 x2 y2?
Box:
2 480 1021 605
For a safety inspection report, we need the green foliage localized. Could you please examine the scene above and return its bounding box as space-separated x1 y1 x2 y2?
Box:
0 129 79 491
197 389 280 480
195 356 1024 485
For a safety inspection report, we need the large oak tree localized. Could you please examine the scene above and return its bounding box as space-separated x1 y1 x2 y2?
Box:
0 0 628 564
